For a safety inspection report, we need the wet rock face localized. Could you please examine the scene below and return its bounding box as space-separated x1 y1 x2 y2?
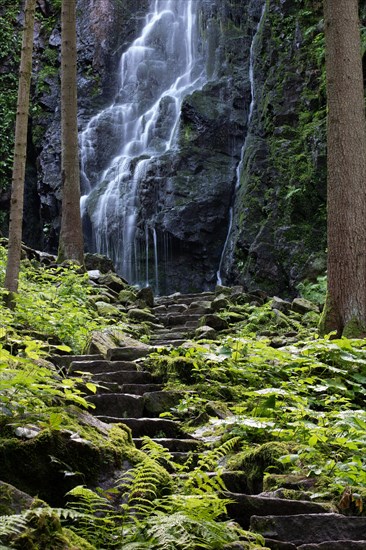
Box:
33 0 264 294
113 0 265 294
221 0 327 295
30 0 326 295
36 0 149 251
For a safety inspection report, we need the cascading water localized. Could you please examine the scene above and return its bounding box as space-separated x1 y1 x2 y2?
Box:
216 3 266 286
80 0 206 290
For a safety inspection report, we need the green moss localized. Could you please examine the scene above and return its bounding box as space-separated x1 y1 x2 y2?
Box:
227 442 289 492
60 528 96 549
8 507 95 549
318 295 366 338
0 409 138 504
147 354 200 384
343 317 366 339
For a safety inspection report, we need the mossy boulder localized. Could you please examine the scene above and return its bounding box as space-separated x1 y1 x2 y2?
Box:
97 273 127 293
84 252 115 274
86 329 146 356
227 442 289 493
136 286 154 307
291 297 319 314
195 325 218 339
200 314 229 331
95 301 122 318
127 308 157 323
118 289 137 305
0 409 136 505
3 506 95 549
0 481 34 515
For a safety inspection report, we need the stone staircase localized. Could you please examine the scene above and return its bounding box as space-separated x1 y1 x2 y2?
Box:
53 290 366 550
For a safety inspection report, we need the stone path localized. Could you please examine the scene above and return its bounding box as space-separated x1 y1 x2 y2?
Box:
61 290 366 550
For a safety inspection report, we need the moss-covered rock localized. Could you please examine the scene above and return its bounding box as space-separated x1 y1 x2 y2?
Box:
86 329 147 356
118 289 138 305
227 442 289 493
6 506 96 549
127 308 157 323
0 481 34 515
0 409 136 505
94 301 122 318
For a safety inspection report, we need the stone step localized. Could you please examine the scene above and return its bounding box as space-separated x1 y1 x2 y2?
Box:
173 471 250 494
185 320 201 329
150 331 189 340
133 438 202 452
69 360 137 374
250 513 366 548
298 542 366 550
143 390 183 416
169 451 198 464
225 493 327 529
95 417 188 438
155 304 189 314
152 339 187 347
107 346 152 361
86 381 164 395
119 383 163 395
211 471 250 494
164 313 202 327
88 393 145 417
155 292 215 306
91 370 156 385
51 354 103 371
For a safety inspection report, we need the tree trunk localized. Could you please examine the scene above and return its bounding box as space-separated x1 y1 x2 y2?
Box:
320 0 366 337
58 0 84 265
4 0 36 294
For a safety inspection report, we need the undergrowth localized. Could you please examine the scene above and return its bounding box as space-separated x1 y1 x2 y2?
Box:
0 243 365 547
150 325 366 509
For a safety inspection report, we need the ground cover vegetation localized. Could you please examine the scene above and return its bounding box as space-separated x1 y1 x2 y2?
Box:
0 246 365 548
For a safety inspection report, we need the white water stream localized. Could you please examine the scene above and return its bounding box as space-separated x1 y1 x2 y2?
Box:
216 3 266 285
80 0 206 287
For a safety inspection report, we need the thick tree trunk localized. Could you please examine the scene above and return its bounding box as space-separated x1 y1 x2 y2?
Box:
58 0 84 265
320 0 366 337
4 0 36 294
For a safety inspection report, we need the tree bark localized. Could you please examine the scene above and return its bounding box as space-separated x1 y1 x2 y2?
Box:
58 0 84 265
4 0 36 294
320 0 366 337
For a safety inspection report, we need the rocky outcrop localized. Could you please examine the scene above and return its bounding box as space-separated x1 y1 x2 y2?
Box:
34 0 149 251
11 0 327 295
221 0 327 295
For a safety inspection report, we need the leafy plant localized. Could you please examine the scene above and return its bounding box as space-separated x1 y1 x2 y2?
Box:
297 275 327 306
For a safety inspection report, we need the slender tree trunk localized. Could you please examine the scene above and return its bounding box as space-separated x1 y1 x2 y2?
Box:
4 0 36 294
320 0 366 337
58 0 84 265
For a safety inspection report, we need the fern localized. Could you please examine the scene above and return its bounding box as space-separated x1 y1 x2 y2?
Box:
181 437 241 498
139 510 250 550
0 514 28 538
140 436 176 469
66 485 123 548
119 455 171 518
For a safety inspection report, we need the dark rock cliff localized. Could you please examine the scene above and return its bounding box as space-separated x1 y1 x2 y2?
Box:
222 0 327 296
2 0 327 295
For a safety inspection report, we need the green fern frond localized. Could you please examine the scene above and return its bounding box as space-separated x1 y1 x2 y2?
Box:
65 485 123 548
0 514 28 537
140 436 174 466
196 436 241 471
119 455 172 519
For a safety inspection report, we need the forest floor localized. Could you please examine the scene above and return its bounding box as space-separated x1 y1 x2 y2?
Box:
0 246 365 549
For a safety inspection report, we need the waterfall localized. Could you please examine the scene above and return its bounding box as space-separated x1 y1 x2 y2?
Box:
216 3 266 285
80 0 205 290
